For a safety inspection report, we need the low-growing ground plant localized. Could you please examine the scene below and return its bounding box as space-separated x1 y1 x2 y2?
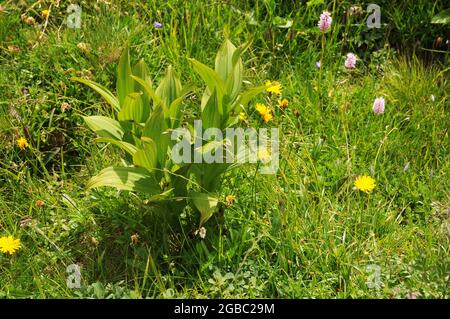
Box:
73 39 269 227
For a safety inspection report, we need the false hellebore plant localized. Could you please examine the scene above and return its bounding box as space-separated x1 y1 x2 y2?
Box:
72 39 268 227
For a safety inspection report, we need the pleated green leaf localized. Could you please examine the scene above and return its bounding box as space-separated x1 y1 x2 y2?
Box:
118 92 146 123
155 65 182 109
83 116 124 140
87 166 160 195
201 88 221 129
131 75 161 106
71 77 120 112
190 191 219 226
215 39 243 102
117 44 134 107
133 140 158 171
95 137 138 156
190 58 225 113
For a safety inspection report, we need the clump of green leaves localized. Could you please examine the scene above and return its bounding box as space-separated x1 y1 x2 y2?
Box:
72 39 265 226
72 43 193 216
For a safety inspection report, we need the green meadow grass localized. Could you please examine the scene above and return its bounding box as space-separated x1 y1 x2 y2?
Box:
0 0 448 298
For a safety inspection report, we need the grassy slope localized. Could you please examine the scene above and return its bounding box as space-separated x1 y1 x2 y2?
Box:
0 1 448 298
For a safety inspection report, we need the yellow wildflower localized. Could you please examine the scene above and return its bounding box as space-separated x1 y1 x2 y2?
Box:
255 103 273 122
256 103 268 114
262 112 273 123
130 233 139 245
0 235 21 255
354 175 376 193
41 10 50 19
225 195 235 207
257 148 271 163
17 137 29 150
278 98 289 109
265 80 282 95
239 112 247 122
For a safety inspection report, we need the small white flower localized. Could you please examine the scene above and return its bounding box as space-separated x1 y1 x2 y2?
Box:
197 227 206 239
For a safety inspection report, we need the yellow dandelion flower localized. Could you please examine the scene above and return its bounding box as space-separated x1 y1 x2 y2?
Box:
41 10 50 19
354 175 376 193
0 235 21 255
257 148 271 163
262 112 273 123
255 103 273 122
17 137 29 150
225 195 235 207
256 103 268 115
278 98 289 108
265 80 282 95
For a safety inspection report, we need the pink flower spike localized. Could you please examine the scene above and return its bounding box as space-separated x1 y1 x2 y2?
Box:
372 97 385 114
345 53 357 69
318 11 332 33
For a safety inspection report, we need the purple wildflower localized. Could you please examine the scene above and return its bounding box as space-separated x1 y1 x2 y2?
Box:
318 11 332 33
153 22 162 29
316 61 321 68
372 97 385 114
345 53 357 69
